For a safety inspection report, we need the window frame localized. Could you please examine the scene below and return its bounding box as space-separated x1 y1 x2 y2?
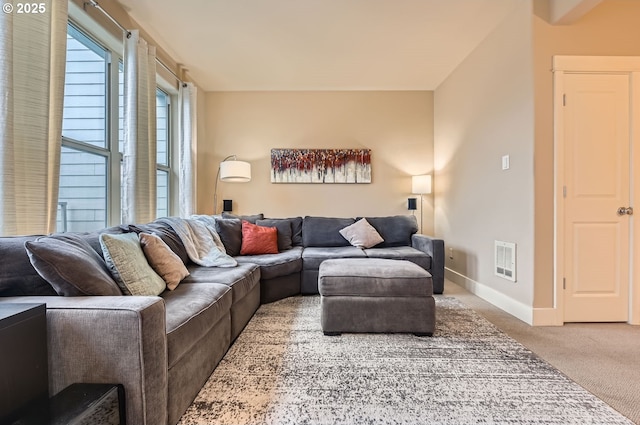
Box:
60 19 122 231
61 5 181 230
155 85 172 218
156 74 181 217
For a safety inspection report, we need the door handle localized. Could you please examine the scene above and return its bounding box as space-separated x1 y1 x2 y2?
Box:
617 207 633 216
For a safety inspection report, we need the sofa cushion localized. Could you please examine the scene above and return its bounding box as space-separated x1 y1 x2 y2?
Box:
81 226 130 259
360 215 419 247
240 221 278 255
222 212 264 224
214 218 242 256
302 246 367 270
302 217 356 247
256 219 293 251
339 218 384 249
24 233 122 296
0 235 57 296
235 247 303 280
363 246 432 270
182 263 260 304
139 233 190 290
262 217 303 246
288 217 303 246
318 258 432 297
162 282 232 368
128 221 189 265
100 233 166 296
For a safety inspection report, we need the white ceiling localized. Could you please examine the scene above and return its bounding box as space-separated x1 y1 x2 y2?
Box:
116 0 519 92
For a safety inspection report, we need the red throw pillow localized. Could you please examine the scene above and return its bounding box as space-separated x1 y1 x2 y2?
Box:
240 220 279 255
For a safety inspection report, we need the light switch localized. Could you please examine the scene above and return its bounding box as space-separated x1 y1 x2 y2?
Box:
502 155 510 170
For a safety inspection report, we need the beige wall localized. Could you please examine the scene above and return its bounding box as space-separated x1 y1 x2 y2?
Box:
533 0 640 307
434 2 535 313
434 0 640 319
198 91 435 233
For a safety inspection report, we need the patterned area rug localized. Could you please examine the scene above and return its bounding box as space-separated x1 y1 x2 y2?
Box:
178 296 633 425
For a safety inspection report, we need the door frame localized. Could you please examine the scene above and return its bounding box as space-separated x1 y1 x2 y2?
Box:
553 56 640 325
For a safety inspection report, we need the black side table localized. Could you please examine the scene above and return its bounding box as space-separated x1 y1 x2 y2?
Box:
0 303 48 424
9 383 126 425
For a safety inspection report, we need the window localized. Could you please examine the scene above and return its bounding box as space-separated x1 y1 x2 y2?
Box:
58 23 114 232
156 88 171 218
58 20 177 232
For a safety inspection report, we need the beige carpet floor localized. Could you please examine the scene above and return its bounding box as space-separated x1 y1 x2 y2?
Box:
445 280 640 424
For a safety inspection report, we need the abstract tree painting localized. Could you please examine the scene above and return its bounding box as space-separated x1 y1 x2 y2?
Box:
271 149 371 183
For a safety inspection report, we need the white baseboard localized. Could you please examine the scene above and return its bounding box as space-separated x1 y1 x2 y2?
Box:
445 268 535 325
532 307 563 326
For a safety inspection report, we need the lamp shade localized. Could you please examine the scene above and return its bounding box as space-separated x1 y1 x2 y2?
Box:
220 160 251 182
412 174 432 194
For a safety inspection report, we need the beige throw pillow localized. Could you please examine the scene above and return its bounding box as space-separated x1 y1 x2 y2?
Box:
100 233 166 296
139 232 190 290
339 218 384 249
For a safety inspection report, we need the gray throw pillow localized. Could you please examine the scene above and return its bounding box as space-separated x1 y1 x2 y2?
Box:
288 217 303 246
214 218 243 256
25 234 122 296
256 219 293 251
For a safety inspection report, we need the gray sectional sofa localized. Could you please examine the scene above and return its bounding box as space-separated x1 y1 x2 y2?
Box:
0 214 444 425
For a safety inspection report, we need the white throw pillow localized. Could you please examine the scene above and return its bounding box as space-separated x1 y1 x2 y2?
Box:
339 218 384 249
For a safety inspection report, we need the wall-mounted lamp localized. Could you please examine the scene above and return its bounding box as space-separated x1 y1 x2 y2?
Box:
412 174 432 234
214 156 251 214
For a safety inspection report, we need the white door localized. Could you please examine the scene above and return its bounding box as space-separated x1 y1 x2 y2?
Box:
562 73 630 322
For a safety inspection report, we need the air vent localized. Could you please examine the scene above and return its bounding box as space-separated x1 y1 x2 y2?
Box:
495 241 516 282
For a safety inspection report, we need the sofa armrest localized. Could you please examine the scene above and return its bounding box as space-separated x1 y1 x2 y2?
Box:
0 296 167 425
411 235 445 294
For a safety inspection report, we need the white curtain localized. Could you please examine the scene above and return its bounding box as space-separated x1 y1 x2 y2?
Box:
0 1 68 236
122 30 157 224
178 82 197 217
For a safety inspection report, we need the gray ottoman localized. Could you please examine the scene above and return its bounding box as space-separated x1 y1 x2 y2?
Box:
318 258 435 336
